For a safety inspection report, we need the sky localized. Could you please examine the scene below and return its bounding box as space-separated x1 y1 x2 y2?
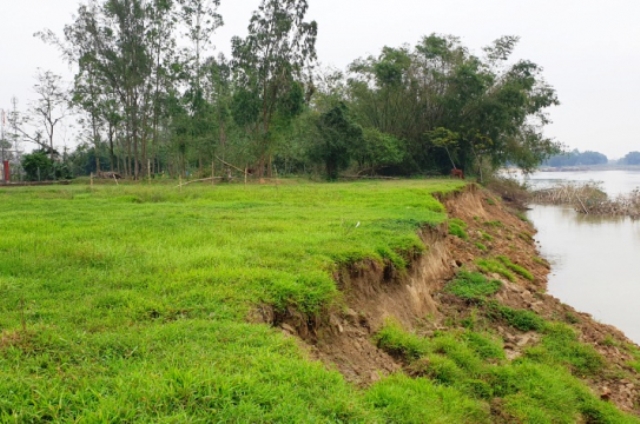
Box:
1 0 639 159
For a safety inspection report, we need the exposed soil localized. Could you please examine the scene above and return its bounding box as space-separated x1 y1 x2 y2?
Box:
260 184 640 414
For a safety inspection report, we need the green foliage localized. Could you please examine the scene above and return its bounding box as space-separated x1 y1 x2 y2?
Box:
373 323 637 423
445 271 502 302
21 151 72 181
374 320 430 360
480 231 493 241
358 127 405 172
497 255 534 281
525 323 606 377
349 34 560 175
310 103 363 180
484 220 503 228
365 375 490 424
487 302 545 332
448 218 468 240
474 242 488 252
476 258 516 282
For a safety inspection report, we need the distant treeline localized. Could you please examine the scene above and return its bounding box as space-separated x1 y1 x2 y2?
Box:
620 152 640 165
542 150 640 168
11 0 561 181
543 150 608 167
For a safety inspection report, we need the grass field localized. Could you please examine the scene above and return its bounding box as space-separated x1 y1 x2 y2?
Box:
0 180 468 422
1 179 637 423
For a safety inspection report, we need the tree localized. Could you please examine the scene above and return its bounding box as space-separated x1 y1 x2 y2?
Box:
348 34 561 176
622 152 640 166
310 103 363 180
8 71 69 160
231 0 318 177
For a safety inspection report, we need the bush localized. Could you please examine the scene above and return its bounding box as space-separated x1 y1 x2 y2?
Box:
21 151 72 181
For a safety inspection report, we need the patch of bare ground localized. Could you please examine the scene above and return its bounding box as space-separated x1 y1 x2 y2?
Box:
253 184 640 414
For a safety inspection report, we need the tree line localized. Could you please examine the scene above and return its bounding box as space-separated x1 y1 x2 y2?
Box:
3 0 562 181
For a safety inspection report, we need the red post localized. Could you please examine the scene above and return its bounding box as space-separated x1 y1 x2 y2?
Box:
3 161 9 182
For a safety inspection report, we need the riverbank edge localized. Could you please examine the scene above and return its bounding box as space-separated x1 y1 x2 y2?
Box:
265 183 640 416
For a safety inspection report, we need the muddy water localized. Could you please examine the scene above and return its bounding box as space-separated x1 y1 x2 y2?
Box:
525 170 640 344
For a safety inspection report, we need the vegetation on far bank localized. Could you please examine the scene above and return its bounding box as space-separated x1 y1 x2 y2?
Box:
532 182 640 219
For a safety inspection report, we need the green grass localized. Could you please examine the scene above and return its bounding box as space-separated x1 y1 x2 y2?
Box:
374 323 639 424
480 231 493 241
445 271 502 302
0 179 465 422
486 302 546 332
448 218 469 240
484 220 504 228
474 242 488 252
524 323 606 377
476 258 516 282
497 255 535 281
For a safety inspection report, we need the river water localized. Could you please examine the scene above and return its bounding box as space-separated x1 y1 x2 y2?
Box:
525 170 640 344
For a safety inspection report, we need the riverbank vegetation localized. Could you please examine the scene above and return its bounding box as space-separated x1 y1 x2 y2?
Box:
2 0 560 183
2 180 640 421
532 182 640 219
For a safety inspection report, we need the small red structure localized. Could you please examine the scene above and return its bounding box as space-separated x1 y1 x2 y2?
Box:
450 168 465 179
2 161 8 182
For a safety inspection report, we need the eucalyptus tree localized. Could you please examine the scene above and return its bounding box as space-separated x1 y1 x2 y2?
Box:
231 0 318 177
177 0 223 90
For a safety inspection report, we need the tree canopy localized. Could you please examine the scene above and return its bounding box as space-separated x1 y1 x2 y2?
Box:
10 2 561 181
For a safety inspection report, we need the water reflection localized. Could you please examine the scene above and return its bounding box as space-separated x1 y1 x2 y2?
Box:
528 204 640 343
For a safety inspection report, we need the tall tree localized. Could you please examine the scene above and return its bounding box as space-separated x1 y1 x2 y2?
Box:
10 71 69 160
231 0 317 177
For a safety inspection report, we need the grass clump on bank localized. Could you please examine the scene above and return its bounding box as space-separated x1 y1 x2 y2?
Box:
476 258 516 282
0 180 464 422
374 322 638 423
497 255 535 281
448 218 469 240
445 271 502 302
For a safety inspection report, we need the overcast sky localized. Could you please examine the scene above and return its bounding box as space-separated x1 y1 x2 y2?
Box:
1 0 639 158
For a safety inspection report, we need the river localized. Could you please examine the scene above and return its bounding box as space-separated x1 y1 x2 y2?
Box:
525 170 640 344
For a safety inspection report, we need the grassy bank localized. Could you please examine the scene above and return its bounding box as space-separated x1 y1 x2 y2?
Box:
2 180 638 423
0 180 465 422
